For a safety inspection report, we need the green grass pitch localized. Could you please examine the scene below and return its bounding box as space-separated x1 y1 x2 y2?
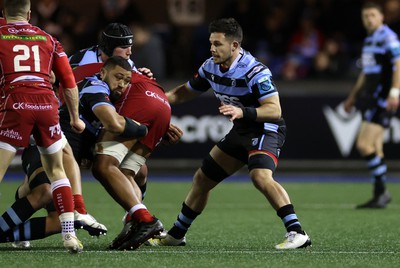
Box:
0 179 399 267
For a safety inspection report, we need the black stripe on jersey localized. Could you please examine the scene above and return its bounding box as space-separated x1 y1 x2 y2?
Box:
245 63 267 80
365 40 384 47
69 46 99 68
203 69 247 87
189 73 212 92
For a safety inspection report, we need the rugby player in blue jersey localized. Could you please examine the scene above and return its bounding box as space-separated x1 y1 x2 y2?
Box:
68 23 182 221
343 2 400 209
148 18 311 249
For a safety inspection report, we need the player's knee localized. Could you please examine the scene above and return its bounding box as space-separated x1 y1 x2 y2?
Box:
134 165 147 186
356 140 373 156
248 153 277 172
92 156 117 183
200 154 229 183
250 169 275 189
29 183 52 209
28 171 52 208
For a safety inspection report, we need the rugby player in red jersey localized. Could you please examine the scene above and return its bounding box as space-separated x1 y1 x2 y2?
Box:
0 0 85 253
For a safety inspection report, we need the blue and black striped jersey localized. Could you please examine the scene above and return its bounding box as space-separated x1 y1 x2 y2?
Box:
361 24 400 105
78 76 115 136
187 48 283 133
68 45 137 71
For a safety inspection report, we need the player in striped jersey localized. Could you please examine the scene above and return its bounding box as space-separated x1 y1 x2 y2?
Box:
343 2 400 209
148 18 311 250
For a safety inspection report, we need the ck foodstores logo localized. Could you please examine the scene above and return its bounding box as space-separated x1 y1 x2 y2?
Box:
323 103 400 157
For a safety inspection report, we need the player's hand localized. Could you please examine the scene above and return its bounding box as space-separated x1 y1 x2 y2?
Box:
343 97 355 113
138 67 155 80
70 119 86 133
386 95 399 113
49 71 56 84
219 102 242 121
162 123 183 145
80 158 92 169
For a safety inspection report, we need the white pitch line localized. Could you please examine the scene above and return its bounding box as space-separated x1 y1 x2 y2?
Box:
0 249 397 254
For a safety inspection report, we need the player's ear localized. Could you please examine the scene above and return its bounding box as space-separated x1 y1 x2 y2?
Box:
100 68 107 80
232 41 240 52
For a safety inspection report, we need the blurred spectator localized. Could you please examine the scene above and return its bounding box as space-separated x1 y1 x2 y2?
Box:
313 33 350 79
30 0 97 54
98 0 143 29
30 0 63 36
282 15 325 80
253 6 293 76
221 0 263 51
9 0 378 80
130 23 167 80
384 0 400 34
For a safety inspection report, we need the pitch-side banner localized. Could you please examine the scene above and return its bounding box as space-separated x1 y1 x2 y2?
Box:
151 95 400 159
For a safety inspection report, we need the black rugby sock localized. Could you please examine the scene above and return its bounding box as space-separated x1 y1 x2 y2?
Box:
0 197 35 235
168 202 200 239
365 153 387 196
277 204 303 234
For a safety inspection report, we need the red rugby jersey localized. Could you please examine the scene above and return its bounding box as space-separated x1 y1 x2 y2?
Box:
0 21 75 94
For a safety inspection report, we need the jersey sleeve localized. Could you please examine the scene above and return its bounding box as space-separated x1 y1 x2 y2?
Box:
187 62 211 92
52 39 76 88
246 64 278 101
385 33 400 62
81 91 114 111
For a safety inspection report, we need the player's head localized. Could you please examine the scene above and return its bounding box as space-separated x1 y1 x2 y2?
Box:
361 2 384 34
101 56 132 102
208 18 243 67
209 18 243 44
99 23 134 59
3 0 31 21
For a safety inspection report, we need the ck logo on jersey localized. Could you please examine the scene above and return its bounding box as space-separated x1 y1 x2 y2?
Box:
49 123 61 138
12 102 52 110
252 138 259 146
145 90 170 107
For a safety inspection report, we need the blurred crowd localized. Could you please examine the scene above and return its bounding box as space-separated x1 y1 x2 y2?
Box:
7 0 400 81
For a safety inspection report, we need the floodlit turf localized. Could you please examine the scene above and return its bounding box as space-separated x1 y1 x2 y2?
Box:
0 179 399 267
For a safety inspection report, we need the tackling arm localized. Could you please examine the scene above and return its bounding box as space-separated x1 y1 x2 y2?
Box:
93 105 147 138
166 83 200 105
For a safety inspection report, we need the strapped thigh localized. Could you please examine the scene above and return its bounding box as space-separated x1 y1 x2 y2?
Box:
200 154 230 183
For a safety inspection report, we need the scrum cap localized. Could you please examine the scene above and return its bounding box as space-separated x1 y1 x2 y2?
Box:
99 23 133 57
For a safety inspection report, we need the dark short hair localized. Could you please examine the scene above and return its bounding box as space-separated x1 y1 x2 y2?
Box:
103 56 132 72
4 0 30 18
99 23 134 57
362 1 383 13
209 18 243 43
